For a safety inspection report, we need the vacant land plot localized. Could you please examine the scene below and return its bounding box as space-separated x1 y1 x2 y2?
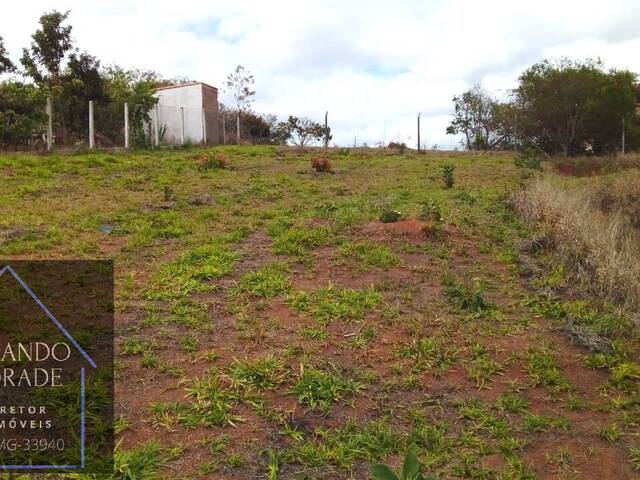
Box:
1 147 638 479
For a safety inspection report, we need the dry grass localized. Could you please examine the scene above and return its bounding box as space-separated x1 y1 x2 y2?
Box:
513 171 640 313
549 153 640 177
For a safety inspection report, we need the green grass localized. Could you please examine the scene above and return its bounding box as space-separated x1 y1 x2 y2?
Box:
281 419 403 470
524 347 571 391
228 355 289 390
397 337 458 372
179 334 200 353
271 222 334 257
149 242 239 299
599 423 622 443
466 343 504 388
121 337 149 356
151 374 248 428
629 447 640 471
300 326 329 340
3 146 638 477
290 365 364 413
234 263 291 297
337 240 400 269
496 392 529 414
522 413 570 432
288 284 383 324
112 441 166 480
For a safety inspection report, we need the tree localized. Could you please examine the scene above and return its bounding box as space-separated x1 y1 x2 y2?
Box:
446 84 509 150
224 65 255 142
514 58 638 155
102 65 159 147
21 10 74 88
0 36 14 74
0 81 47 149
273 116 331 147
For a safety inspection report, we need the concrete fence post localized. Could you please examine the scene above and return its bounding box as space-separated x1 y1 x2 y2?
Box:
124 102 129 149
46 96 53 152
202 108 206 145
88 100 95 149
154 105 160 148
180 107 185 145
222 115 226 145
417 113 421 153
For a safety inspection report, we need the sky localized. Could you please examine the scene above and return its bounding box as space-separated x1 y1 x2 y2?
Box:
2 0 640 147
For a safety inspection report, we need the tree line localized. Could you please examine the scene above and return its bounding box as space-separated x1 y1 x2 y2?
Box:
0 10 332 150
446 58 640 156
0 10 187 149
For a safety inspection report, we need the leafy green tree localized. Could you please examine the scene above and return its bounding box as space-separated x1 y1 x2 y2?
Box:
20 10 74 88
102 66 159 147
446 84 510 150
0 81 47 149
272 116 331 147
514 58 638 155
0 36 14 74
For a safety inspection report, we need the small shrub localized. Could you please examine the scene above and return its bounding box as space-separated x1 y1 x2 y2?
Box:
388 141 407 154
419 199 442 221
514 149 541 170
199 152 230 170
162 185 174 202
311 156 333 173
442 276 493 314
441 165 455 189
380 209 402 223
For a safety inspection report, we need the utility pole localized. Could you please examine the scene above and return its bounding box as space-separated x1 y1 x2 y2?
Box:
622 117 625 154
324 111 329 148
383 120 386 147
417 113 421 153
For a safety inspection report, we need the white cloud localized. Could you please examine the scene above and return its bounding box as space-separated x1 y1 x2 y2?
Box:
2 0 639 147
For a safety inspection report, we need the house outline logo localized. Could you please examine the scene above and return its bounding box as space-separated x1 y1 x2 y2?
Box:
0 264 96 471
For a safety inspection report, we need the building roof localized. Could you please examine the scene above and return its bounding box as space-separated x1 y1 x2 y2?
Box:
154 81 218 92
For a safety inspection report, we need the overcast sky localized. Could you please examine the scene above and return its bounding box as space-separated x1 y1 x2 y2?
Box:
2 0 640 147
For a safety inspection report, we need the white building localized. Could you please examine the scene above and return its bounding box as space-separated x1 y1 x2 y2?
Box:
153 82 220 146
